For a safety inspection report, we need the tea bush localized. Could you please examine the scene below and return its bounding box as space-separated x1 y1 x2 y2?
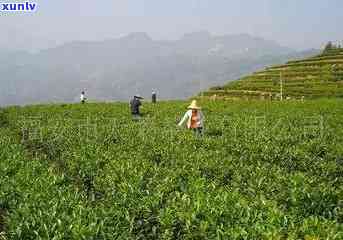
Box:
0 99 342 239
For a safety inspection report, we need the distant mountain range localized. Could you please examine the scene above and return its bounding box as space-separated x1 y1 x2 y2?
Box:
0 31 319 105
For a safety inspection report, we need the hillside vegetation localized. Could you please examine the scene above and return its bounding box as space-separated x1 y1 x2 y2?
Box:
203 46 343 100
0 100 342 239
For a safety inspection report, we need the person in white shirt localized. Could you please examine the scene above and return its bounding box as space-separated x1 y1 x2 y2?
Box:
80 91 87 104
178 100 204 135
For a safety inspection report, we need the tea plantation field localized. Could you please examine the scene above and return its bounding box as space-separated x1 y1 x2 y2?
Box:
0 99 342 239
203 47 343 100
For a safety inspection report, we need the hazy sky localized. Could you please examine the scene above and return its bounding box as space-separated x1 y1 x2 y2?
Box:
1 0 342 51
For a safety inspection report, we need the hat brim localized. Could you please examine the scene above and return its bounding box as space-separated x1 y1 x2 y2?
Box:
134 96 144 99
187 106 201 110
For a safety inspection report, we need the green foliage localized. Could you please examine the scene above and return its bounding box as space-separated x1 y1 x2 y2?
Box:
0 109 9 128
0 100 342 239
204 48 343 100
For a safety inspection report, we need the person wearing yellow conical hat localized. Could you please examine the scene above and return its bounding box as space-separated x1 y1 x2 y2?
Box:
178 100 204 135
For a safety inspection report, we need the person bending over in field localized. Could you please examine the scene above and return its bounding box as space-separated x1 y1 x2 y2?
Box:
130 94 143 120
178 100 204 135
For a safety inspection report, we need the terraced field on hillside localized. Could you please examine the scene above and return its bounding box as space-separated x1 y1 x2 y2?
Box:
203 48 343 99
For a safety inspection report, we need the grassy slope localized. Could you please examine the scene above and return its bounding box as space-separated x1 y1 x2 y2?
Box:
0 100 342 239
203 48 343 99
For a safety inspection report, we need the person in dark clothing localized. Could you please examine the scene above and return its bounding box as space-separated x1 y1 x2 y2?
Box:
152 90 157 103
130 95 143 120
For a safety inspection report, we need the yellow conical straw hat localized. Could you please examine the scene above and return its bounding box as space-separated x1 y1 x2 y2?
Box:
187 100 201 109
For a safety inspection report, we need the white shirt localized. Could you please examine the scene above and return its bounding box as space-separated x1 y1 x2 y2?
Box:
80 94 86 101
178 110 204 128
